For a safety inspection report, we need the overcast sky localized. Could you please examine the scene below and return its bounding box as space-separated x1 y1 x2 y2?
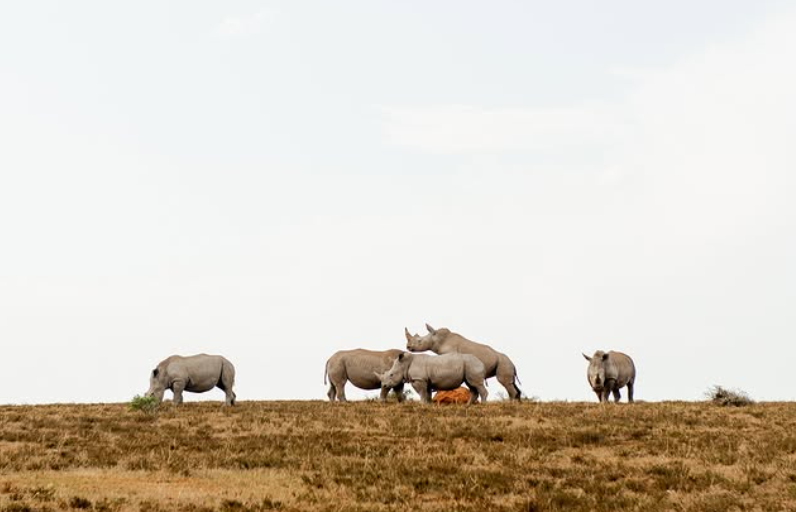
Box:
2 1 795 404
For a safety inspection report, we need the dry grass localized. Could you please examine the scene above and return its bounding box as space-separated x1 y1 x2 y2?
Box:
2 400 796 511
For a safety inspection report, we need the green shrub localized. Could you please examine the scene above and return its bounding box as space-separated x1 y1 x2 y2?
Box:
128 395 159 414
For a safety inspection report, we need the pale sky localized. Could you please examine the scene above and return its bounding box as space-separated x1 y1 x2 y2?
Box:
1 1 794 404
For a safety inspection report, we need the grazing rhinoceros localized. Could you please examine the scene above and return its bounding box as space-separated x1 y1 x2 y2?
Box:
146 354 236 405
377 352 488 404
324 349 406 402
405 324 522 400
582 350 636 403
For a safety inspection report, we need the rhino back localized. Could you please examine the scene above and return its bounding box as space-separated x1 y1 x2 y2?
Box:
462 354 486 377
410 354 468 390
437 333 500 376
163 354 227 393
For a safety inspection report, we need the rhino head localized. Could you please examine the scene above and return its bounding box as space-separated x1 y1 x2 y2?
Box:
146 368 166 403
405 324 439 353
376 352 411 388
583 351 610 391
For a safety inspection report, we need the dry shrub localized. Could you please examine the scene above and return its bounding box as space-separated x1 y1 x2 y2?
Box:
706 385 754 407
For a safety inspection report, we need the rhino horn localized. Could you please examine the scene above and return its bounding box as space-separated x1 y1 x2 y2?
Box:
405 327 413 341
425 323 436 334
582 353 591 362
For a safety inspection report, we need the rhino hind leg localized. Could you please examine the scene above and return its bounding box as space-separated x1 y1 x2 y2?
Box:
327 384 336 402
222 388 236 406
496 375 521 401
334 380 347 402
496 361 521 401
627 382 635 403
612 388 621 403
217 367 236 406
465 381 488 404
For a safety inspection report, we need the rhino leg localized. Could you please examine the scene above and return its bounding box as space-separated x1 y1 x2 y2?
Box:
327 384 336 402
172 380 186 405
612 388 621 403
217 372 236 406
465 383 488 404
335 382 347 402
498 377 521 401
627 382 635 403
394 383 406 402
477 384 488 403
223 390 236 406
602 379 616 403
412 381 431 403
496 357 521 401
594 390 603 402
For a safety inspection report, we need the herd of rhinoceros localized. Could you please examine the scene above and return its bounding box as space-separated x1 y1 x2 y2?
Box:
145 323 637 406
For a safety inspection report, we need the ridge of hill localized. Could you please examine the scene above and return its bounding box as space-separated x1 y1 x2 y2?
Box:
1 401 795 511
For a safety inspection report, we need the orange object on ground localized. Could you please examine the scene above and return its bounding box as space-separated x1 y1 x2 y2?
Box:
432 387 472 404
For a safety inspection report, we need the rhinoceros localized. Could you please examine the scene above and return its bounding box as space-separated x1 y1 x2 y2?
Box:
324 349 406 402
405 324 522 400
582 350 636 403
146 354 236 405
377 352 488 404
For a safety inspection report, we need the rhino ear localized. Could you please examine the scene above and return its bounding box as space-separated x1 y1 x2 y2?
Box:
398 353 405 361
152 368 159 377
602 353 610 361
425 323 436 335
582 353 591 362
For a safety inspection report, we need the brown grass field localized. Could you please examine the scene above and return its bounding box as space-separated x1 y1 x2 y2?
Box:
2 400 796 511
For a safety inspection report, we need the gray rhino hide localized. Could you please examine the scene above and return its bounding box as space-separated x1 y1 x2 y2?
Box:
405 324 522 400
147 354 236 405
583 350 636 403
379 352 488 404
324 348 405 402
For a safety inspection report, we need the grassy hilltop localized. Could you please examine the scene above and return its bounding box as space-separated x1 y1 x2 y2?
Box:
1 400 796 512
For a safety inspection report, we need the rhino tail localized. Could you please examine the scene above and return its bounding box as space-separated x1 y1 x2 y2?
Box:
324 360 328 385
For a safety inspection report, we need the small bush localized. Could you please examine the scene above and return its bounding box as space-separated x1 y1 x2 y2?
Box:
3 504 32 512
706 385 754 407
68 496 92 509
128 395 159 414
